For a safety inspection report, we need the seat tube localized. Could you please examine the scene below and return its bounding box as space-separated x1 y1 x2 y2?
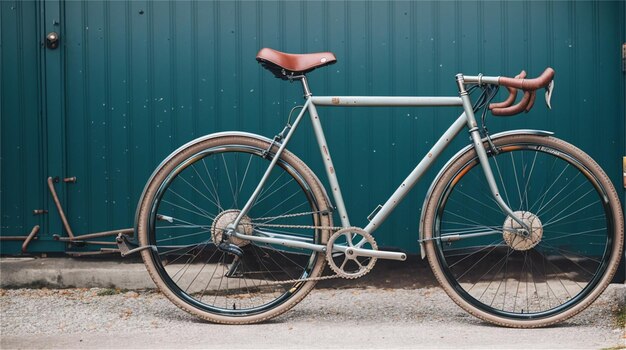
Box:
455 74 530 231
307 100 351 228
231 99 311 228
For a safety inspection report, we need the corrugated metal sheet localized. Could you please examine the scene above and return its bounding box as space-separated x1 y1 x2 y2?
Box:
0 1 50 252
1 0 624 254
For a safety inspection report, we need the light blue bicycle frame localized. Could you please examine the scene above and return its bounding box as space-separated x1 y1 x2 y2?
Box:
229 74 529 261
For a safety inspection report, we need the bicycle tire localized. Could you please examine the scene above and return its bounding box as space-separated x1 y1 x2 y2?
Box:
136 134 332 324
423 134 624 328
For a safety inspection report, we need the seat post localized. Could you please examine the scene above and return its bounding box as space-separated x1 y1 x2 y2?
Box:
300 76 312 97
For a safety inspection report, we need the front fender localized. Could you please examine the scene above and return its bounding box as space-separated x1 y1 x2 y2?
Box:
417 129 554 258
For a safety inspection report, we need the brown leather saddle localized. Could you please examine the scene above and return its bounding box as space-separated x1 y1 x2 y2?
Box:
256 48 337 80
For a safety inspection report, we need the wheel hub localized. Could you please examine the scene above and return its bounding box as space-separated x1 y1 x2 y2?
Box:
211 209 253 247
502 210 543 251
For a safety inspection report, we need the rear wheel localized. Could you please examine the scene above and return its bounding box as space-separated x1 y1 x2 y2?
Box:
136 135 332 324
423 135 624 327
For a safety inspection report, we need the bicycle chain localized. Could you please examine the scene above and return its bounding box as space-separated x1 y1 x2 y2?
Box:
233 211 376 283
250 210 344 231
254 273 342 287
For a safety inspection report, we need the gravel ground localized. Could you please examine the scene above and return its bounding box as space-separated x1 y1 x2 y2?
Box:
1 285 624 349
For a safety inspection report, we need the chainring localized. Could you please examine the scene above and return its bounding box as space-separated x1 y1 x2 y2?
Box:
325 227 378 279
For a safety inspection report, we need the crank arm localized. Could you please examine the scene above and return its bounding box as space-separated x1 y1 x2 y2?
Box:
331 244 407 261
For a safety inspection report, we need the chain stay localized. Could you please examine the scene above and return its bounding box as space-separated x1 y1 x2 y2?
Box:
234 211 365 284
218 210 379 283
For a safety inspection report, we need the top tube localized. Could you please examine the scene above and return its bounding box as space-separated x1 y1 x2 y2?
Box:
310 96 463 107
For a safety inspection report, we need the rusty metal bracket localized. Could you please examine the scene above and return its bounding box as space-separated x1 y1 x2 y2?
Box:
22 225 40 252
66 249 120 257
0 225 40 253
53 228 134 242
116 233 156 257
47 176 75 238
48 175 133 243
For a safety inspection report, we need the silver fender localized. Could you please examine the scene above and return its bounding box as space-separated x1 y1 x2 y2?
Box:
418 129 554 258
132 131 333 239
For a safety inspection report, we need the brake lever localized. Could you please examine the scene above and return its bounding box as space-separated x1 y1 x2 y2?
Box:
545 80 554 109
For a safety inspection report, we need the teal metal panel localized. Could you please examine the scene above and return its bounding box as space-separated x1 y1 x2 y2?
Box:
0 1 51 253
1 0 624 254
42 0 67 245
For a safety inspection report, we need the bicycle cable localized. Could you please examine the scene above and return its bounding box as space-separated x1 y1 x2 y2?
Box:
286 105 304 125
468 83 500 153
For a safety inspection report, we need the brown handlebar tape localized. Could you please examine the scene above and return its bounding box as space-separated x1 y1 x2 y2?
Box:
498 67 555 91
489 70 526 109
491 90 532 116
525 90 537 113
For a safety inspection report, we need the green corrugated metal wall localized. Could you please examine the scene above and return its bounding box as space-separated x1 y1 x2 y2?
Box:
1 0 624 255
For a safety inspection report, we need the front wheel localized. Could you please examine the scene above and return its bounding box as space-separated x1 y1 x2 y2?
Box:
423 135 624 328
136 134 332 324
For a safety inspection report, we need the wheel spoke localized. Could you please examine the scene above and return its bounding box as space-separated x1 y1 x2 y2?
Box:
191 164 222 211
491 154 512 207
254 178 295 209
202 158 223 211
542 227 607 241
454 189 504 216
236 154 255 205
163 190 216 220
521 151 538 211
221 153 238 208
155 228 213 243
535 173 585 218
258 189 301 218
542 191 598 227
529 163 570 214
509 152 524 211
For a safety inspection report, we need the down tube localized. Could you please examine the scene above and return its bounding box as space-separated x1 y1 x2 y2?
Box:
363 113 468 235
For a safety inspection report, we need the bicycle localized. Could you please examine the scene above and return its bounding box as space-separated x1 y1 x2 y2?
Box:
119 48 624 328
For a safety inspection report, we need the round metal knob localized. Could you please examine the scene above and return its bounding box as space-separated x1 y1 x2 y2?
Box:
46 32 59 49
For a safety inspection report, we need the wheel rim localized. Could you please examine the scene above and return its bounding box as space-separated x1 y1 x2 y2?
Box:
433 142 614 320
147 145 323 316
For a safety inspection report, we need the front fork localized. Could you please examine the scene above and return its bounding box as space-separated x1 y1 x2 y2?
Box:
456 74 531 234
